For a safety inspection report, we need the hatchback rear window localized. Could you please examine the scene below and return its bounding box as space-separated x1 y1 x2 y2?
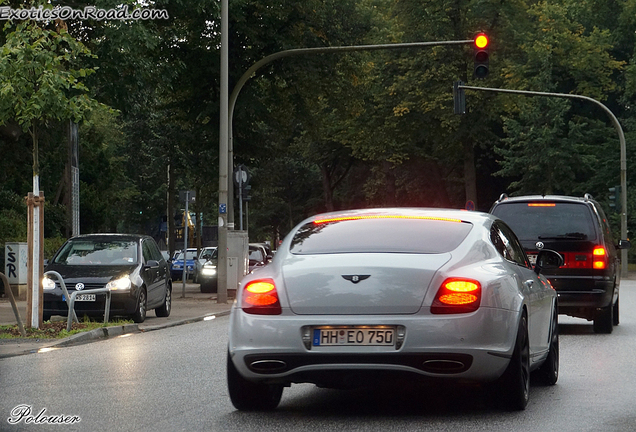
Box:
492 202 597 241
290 216 473 254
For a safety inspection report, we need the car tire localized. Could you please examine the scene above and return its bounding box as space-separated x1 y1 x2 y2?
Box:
227 351 283 411
155 284 172 318
132 288 147 323
593 304 613 334
498 312 530 411
612 297 619 326
200 281 218 294
536 307 559 385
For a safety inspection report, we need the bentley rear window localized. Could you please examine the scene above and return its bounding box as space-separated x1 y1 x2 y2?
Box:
290 216 473 254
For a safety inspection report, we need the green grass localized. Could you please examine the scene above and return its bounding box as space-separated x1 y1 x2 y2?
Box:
0 317 133 339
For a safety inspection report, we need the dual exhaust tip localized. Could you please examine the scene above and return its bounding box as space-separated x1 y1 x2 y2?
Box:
248 359 468 375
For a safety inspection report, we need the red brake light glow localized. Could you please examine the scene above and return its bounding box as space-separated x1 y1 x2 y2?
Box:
431 278 481 314
593 247 606 269
528 203 556 207
242 279 282 315
313 215 462 224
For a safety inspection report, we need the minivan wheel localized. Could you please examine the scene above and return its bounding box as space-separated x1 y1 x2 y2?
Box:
612 297 619 326
593 304 613 334
535 308 559 385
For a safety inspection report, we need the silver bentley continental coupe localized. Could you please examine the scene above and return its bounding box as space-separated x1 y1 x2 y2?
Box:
227 208 563 411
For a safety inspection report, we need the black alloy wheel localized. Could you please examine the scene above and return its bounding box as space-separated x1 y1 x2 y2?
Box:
499 312 530 410
227 351 283 411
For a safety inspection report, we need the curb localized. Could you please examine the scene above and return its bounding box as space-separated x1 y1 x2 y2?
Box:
0 310 231 359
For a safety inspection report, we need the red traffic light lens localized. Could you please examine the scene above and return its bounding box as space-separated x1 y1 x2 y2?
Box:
475 34 488 49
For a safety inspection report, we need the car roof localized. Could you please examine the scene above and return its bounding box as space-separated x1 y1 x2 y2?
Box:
492 194 597 206
68 233 149 242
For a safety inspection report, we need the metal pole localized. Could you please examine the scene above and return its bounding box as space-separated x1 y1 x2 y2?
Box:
460 85 629 276
239 168 243 230
217 0 229 304
182 192 188 298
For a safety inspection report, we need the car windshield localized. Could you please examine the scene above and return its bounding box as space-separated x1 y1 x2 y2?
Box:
53 239 138 265
176 250 198 261
290 216 473 254
492 202 596 241
249 249 264 261
199 249 217 260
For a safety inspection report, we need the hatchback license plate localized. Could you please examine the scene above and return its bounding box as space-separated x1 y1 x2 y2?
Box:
313 327 395 346
528 254 537 265
75 294 96 302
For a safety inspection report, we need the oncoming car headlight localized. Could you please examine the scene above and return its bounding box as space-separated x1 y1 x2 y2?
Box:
42 277 56 290
201 265 217 276
106 275 132 291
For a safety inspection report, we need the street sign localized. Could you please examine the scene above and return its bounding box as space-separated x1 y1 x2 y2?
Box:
179 190 196 203
233 165 250 186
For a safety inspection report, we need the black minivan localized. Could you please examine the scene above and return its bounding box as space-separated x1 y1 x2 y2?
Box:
491 194 630 333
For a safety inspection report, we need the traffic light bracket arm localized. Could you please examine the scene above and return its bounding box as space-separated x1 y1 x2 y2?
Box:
458 84 628 277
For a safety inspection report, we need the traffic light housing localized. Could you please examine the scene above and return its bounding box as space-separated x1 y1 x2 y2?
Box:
473 33 489 79
609 186 621 212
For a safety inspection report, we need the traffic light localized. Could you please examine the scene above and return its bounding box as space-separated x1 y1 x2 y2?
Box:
609 186 621 212
473 33 489 79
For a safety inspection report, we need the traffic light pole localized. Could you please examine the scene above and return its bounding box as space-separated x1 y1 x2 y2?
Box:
458 84 628 277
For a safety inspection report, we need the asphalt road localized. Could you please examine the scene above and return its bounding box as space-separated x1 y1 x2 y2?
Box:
2 282 636 432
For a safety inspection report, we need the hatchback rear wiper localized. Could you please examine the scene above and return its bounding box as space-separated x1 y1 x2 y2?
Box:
538 232 587 240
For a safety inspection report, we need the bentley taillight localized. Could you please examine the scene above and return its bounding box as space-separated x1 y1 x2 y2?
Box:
431 278 481 314
241 278 282 315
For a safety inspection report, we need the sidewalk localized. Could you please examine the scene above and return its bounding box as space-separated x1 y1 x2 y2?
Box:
0 282 233 359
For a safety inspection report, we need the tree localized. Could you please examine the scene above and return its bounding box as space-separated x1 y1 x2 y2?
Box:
0 20 100 327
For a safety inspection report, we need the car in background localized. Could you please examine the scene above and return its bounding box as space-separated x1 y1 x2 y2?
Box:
490 194 630 333
193 247 217 283
227 208 562 411
198 248 218 293
43 234 172 323
248 243 268 272
170 248 197 280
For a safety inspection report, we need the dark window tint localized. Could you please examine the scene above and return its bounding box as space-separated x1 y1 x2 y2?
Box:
290 218 473 254
492 203 597 242
491 222 530 267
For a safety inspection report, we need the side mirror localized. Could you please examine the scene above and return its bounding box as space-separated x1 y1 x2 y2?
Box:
144 260 160 269
617 240 631 250
534 249 564 274
43 259 49 266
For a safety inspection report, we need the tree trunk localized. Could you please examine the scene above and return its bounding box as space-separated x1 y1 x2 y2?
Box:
320 163 335 212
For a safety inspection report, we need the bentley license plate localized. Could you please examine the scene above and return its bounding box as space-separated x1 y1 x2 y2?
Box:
312 327 395 346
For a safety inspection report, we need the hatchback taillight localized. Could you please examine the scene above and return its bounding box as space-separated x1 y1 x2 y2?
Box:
431 278 481 314
241 278 282 315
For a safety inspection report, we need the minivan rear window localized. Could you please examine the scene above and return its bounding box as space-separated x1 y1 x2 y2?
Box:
492 202 596 241
290 217 473 254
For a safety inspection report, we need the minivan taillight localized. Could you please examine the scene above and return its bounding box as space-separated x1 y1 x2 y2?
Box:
241 278 282 315
559 246 607 270
431 278 481 314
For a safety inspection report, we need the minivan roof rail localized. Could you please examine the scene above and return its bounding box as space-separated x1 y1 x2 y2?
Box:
584 193 594 201
497 193 508 202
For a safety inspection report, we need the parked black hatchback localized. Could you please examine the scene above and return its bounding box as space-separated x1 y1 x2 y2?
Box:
490 194 630 333
43 234 172 323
